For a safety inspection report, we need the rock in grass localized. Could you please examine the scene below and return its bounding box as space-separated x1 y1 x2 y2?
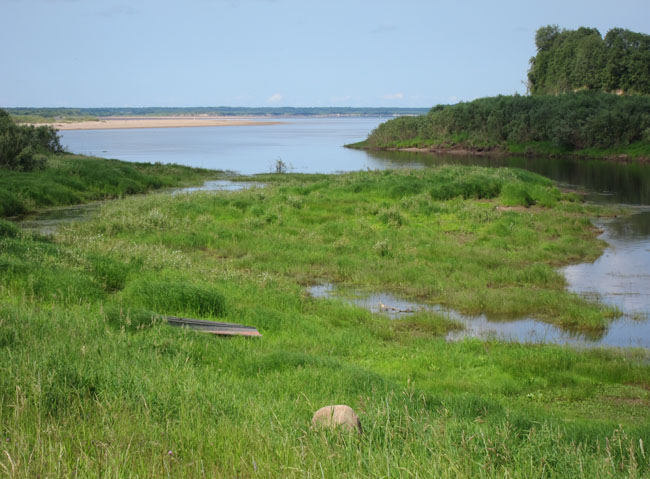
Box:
312 405 362 434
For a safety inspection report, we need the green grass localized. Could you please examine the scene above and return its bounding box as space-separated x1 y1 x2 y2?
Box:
0 154 219 217
1 167 648 478
123 278 227 318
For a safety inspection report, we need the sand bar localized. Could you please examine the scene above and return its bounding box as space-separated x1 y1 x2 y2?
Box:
38 116 284 131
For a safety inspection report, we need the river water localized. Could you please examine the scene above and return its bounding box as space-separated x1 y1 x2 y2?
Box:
50 119 650 348
60 118 389 174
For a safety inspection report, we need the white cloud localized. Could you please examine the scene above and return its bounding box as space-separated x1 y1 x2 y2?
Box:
267 93 283 103
383 92 404 100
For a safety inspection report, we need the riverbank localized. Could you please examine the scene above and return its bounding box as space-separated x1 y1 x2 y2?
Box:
0 153 220 217
30 116 284 130
357 93 650 163
2 167 649 477
348 140 650 163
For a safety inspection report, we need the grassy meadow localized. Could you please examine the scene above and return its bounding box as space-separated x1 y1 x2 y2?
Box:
1 166 649 478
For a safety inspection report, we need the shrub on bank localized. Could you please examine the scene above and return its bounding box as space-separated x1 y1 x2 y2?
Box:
0 108 63 171
365 92 650 154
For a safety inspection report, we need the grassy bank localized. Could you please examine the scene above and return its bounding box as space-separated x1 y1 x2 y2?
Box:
356 92 650 161
0 154 219 217
2 167 648 477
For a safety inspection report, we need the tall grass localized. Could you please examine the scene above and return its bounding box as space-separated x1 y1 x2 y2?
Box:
0 154 218 217
1 168 648 477
124 278 227 317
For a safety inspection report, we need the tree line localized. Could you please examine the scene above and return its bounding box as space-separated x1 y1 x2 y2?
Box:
0 109 63 171
528 26 650 95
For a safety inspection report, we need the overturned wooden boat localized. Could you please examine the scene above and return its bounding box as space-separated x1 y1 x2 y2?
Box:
164 316 261 337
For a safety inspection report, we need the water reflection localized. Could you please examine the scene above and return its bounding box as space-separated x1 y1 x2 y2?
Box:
17 203 102 235
563 209 650 318
170 179 264 195
308 283 650 349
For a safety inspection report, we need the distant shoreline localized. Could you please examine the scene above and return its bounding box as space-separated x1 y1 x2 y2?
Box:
30 116 285 131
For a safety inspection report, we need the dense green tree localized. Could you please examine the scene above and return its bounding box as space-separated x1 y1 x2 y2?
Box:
528 26 650 95
0 108 63 171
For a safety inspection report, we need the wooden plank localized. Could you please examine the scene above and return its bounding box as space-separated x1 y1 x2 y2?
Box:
164 316 262 337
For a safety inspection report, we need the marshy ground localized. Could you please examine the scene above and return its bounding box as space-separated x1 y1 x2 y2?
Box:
1 165 649 477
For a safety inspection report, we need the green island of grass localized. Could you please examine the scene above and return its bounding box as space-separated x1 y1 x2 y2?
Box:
2 166 649 477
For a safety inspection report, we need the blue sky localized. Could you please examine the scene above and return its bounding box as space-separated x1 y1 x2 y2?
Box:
2 0 649 108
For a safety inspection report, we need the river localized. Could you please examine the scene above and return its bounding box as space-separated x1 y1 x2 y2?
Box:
51 118 650 348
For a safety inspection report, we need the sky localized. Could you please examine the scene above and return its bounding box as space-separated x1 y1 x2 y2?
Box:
2 0 649 108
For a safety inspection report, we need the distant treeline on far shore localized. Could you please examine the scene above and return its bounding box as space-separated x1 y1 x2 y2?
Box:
6 106 429 121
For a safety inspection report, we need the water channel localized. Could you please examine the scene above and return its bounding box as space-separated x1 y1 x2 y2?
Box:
20 118 650 348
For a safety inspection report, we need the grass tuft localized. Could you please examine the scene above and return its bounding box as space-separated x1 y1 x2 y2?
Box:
123 278 227 318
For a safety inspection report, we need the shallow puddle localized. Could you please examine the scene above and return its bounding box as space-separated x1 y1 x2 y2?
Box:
170 179 263 195
17 203 103 235
308 282 650 349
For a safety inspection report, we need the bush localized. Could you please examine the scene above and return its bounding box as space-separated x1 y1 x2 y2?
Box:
429 170 503 200
14 146 47 171
501 183 535 207
88 254 132 292
0 108 63 171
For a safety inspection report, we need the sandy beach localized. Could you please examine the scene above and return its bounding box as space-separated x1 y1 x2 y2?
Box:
41 116 284 130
